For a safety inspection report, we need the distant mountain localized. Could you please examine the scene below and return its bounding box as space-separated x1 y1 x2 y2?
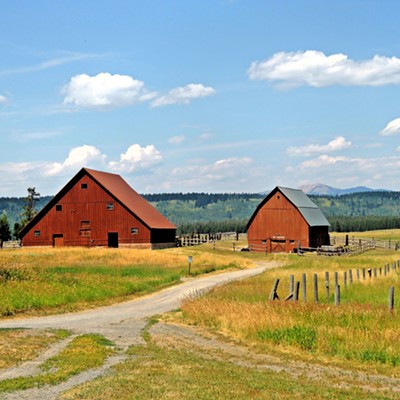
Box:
299 183 389 196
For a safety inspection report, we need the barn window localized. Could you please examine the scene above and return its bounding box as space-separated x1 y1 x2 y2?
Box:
81 183 88 190
56 204 62 211
131 228 139 234
80 220 90 228
34 230 41 237
261 240 266 244
107 202 114 211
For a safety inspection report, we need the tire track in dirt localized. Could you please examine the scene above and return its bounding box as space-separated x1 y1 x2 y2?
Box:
0 264 277 400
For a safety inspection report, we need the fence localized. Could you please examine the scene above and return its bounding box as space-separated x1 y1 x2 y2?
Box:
331 235 400 251
269 259 400 314
176 232 242 247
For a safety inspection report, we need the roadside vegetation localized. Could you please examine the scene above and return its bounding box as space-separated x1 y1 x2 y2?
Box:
0 333 114 393
0 245 254 317
179 249 400 376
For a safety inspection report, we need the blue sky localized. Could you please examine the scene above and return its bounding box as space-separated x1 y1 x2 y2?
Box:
1 0 400 196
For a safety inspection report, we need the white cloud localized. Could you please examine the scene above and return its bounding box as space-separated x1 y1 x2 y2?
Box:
299 155 348 169
0 95 8 104
47 145 107 176
380 118 400 136
62 72 156 109
160 157 256 192
168 135 186 145
151 83 215 107
108 144 162 173
248 50 400 88
287 136 352 156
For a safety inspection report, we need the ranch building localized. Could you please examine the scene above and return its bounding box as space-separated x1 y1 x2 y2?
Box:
20 168 176 249
246 186 330 253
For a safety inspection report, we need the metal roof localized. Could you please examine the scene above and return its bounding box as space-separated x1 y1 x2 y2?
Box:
277 186 330 227
247 186 330 229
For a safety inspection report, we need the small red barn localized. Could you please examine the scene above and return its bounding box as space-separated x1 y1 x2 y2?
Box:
20 168 176 249
247 186 330 253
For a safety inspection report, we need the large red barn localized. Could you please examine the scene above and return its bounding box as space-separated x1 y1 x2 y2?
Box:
247 186 330 253
20 168 176 249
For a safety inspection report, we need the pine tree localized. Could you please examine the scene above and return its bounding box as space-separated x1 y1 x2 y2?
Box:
20 187 40 227
0 212 11 243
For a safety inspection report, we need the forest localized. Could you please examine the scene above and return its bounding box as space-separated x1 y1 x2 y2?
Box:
1 191 400 237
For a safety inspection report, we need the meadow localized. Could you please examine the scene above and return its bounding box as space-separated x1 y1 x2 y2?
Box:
0 245 254 317
1 235 400 398
179 249 400 376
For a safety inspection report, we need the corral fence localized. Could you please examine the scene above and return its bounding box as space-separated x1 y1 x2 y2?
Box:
331 235 400 251
0 240 21 249
176 232 243 247
269 259 400 314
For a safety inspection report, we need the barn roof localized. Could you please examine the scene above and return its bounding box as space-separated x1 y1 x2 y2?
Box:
247 186 330 229
20 168 175 237
84 168 176 230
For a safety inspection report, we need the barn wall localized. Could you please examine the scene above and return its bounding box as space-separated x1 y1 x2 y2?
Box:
247 190 309 253
22 173 153 247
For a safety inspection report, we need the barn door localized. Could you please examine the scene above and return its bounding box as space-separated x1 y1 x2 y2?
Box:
53 234 64 247
108 232 119 248
270 239 286 253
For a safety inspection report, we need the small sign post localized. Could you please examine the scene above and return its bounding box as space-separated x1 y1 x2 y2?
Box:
188 255 193 276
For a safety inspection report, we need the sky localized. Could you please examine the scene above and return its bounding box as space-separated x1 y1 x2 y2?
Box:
1 0 400 196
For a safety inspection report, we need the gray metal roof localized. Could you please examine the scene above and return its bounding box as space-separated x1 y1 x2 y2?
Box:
277 186 330 227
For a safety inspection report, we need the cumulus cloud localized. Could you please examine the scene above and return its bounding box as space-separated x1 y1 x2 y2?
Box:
47 145 107 176
287 136 352 156
0 95 8 104
380 118 400 136
151 83 215 107
62 72 156 109
248 50 400 88
108 144 162 173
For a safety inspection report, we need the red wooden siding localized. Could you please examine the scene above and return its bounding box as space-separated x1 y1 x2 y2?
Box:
247 191 309 253
21 169 176 248
247 187 329 253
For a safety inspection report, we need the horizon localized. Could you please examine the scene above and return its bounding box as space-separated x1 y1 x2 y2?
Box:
1 1 400 196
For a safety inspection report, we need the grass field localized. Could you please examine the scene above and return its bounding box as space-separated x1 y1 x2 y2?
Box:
0 245 254 317
180 249 400 376
1 236 400 398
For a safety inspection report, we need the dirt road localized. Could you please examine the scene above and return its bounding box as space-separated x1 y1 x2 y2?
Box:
0 263 275 400
0 264 273 348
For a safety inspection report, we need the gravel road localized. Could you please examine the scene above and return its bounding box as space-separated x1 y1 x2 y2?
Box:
0 263 276 400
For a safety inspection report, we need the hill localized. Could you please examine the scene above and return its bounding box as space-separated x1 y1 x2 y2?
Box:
1 191 400 235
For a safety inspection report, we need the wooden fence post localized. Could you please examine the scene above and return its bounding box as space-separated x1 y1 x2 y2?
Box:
290 274 294 296
302 273 307 301
389 287 395 315
294 281 300 301
362 268 366 280
334 271 339 287
325 271 330 300
313 274 318 303
344 271 347 289
356 269 360 280
269 278 280 301
349 269 353 284
334 284 340 306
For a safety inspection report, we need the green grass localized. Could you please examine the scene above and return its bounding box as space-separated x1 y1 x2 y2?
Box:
180 250 400 374
0 246 252 317
59 341 399 400
0 334 114 393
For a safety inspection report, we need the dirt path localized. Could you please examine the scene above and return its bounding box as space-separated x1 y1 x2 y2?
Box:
0 263 277 400
149 321 400 394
